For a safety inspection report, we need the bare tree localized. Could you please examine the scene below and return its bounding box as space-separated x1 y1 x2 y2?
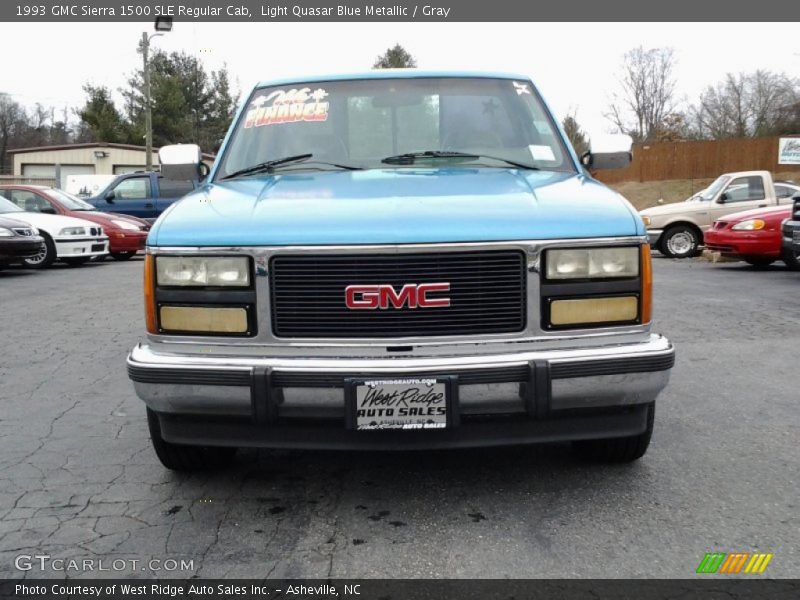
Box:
749 70 798 136
691 70 799 139
606 46 678 143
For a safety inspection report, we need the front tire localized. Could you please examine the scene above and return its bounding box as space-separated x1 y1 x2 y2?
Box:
744 257 775 268
660 225 701 258
147 409 237 471
573 404 655 463
22 233 56 269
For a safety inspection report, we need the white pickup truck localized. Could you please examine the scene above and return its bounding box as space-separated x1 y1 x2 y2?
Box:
640 170 800 258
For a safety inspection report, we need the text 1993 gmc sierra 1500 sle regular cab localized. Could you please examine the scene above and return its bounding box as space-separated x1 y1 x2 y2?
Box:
126 71 675 470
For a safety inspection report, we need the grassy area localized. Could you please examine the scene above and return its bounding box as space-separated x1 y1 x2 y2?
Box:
609 171 800 211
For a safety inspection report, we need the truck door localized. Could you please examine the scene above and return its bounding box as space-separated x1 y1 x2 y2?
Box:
103 176 154 218
155 176 196 215
709 175 770 224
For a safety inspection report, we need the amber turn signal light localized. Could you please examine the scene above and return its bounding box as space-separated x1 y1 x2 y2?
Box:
640 244 652 324
144 254 157 334
550 296 638 326
159 306 249 334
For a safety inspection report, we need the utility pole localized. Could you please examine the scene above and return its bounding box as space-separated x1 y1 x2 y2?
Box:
141 32 153 171
139 18 172 171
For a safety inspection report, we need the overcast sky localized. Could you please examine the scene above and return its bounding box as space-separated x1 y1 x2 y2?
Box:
2 22 799 138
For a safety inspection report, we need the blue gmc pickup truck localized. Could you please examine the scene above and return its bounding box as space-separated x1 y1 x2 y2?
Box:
127 71 675 470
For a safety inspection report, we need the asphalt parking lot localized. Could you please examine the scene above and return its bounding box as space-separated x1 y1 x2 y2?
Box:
0 256 798 579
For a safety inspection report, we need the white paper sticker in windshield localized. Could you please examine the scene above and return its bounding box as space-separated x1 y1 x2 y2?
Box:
529 145 555 161
512 81 531 95
243 87 329 128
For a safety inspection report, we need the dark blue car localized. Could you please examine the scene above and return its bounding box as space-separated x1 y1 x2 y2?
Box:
87 171 197 222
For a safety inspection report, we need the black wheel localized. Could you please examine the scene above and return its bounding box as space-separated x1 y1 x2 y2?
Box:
22 233 56 269
147 409 237 471
660 225 701 258
573 404 655 463
743 257 775 268
63 257 91 266
782 248 800 271
111 251 136 261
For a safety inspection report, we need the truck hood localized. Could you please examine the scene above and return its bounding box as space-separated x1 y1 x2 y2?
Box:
149 168 643 246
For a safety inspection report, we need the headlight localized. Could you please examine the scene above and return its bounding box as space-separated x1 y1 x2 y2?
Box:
156 256 250 287
111 219 141 231
731 219 766 231
546 247 639 279
59 227 86 236
0 227 13 237
641 216 651 226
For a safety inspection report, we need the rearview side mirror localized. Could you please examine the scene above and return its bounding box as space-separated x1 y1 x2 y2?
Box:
159 144 203 181
104 190 116 203
718 192 729 203
581 134 633 170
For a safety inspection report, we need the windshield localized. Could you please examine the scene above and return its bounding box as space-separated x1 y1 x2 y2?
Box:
0 197 23 214
46 188 95 210
217 77 574 179
696 175 730 201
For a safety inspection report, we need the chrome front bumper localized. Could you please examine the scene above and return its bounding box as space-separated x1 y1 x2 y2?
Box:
128 334 674 446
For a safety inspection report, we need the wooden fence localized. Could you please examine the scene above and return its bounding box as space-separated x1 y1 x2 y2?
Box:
594 136 800 184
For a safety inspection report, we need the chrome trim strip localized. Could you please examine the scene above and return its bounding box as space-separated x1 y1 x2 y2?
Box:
129 333 672 373
146 236 647 255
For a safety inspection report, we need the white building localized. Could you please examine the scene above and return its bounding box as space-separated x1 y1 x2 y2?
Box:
7 143 215 188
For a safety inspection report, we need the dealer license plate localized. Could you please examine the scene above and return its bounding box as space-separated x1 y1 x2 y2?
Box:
348 378 450 431
91 244 105 252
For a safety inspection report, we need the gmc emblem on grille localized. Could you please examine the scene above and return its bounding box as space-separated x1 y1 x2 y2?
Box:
345 283 451 310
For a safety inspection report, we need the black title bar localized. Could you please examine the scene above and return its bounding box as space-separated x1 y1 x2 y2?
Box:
3 579 800 600
3 0 800 22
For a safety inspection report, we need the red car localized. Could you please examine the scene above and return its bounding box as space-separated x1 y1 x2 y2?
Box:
0 185 149 260
705 204 800 269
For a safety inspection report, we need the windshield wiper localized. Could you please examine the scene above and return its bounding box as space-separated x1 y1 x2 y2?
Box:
381 150 538 170
221 154 312 179
221 154 362 180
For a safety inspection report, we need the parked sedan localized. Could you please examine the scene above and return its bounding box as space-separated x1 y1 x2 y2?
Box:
0 215 45 268
0 196 108 268
0 185 149 261
704 204 799 269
